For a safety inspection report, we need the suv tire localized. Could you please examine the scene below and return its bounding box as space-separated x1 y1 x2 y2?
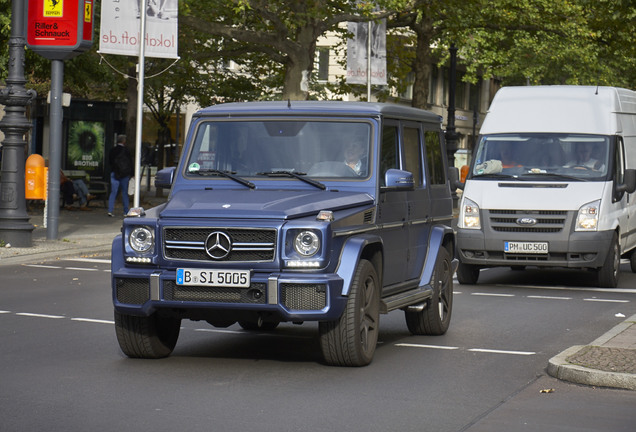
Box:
405 247 453 335
115 311 181 358
319 259 379 367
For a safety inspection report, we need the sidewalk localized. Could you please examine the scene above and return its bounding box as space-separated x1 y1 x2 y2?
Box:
1 194 634 390
548 314 636 390
0 190 166 266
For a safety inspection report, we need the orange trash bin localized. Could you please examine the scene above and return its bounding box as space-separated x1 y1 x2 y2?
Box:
25 154 47 200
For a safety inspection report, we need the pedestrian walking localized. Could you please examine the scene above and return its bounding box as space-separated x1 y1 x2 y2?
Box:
108 134 134 217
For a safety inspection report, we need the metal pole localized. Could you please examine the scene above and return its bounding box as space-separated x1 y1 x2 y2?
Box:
0 1 35 247
133 0 148 209
46 60 64 239
445 44 459 207
367 21 372 101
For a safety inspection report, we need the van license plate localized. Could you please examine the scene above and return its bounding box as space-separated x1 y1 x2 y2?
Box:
504 241 548 254
176 268 251 287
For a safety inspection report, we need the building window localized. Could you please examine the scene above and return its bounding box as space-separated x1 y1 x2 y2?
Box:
317 47 330 82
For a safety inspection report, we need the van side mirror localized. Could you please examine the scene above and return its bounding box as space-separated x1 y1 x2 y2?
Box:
448 166 465 191
383 169 414 191
618 169 636 194
155 167 176 188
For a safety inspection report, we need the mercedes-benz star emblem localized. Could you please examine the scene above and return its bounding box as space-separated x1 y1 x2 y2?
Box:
205 231 232 259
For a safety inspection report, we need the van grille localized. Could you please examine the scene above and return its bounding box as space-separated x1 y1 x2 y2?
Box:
488 210 568 233
163 227 276 262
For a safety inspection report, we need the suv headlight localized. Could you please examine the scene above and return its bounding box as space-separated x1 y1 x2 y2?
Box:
129 226 154 253
460 197 481 229
294 230 320 257
576 200 600 231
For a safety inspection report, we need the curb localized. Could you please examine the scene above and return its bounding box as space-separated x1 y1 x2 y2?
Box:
547 315 636 391
547 345 636 391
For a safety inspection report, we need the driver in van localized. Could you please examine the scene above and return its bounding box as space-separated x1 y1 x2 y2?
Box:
565 142 604 170
499 142 522 168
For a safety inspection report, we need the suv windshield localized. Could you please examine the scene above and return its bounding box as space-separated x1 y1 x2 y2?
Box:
185 120 372 180
471 133 611 180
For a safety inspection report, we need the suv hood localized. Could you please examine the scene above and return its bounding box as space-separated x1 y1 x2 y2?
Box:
160 189 373 220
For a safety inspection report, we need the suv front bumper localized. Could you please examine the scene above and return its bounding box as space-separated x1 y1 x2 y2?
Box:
112 266 347 322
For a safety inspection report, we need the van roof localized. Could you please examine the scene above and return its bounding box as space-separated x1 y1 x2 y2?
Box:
195 101 442 124
480 85 636 135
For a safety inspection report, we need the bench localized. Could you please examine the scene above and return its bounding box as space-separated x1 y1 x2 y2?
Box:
62 170 109 208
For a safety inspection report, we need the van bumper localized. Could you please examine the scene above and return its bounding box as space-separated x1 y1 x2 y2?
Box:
456 229 614 269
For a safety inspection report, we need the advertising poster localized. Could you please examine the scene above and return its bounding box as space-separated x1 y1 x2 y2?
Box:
346 20 387 86
66 121 105 175
99 0 178 58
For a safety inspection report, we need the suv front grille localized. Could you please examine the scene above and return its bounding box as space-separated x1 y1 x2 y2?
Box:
488 210 568 233
163 280 267 303
164 227 276 262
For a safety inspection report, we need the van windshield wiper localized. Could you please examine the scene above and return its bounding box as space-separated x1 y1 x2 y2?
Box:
194 169 255 189
471 173 519 180
257 170 326 190
522 172 588 182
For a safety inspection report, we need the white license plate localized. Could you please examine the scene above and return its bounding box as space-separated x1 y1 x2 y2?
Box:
504 241 548 254
176 268 251 287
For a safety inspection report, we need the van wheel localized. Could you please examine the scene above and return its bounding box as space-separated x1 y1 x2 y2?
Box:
457 262 480 284
405 247 453 335
630 251 636 273
597 233 620 288
319 259 379 367
114 311 181 358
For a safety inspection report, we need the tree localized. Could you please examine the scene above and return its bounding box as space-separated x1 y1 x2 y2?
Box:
179 0 401 101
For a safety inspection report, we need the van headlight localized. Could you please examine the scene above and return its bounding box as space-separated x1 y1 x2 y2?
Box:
129 226 154 253
460 197 481 229
576 200 600 231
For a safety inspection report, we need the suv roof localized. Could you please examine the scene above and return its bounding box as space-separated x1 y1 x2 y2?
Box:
195 101 442 123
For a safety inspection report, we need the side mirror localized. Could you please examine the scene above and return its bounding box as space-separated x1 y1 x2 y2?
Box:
155 167 176 189
383 169 414 191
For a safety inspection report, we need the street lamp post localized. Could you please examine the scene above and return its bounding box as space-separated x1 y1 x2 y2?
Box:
0 1 36 247
445 44 460 207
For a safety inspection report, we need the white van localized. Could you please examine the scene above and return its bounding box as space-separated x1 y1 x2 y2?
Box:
456 86 636 287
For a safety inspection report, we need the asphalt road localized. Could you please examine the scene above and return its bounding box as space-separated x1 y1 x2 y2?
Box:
1 257 635 432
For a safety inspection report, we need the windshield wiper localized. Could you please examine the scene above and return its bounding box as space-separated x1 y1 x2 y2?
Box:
193 169 255 189
471 173 519 180
257 170 326 190
522 172 588 182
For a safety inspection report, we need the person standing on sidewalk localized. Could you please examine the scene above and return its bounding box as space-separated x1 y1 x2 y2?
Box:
108 134 134 217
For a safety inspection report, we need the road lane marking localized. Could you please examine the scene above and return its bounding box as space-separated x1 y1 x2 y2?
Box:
468 348 536 356
68 258 111 264
71 318 114 324
16 312 65 319
395 343 459 350
583 298 630 303
527 295 572 300
64 267 99 272
0 310 10 314
472 292 516 297
24 264 62 269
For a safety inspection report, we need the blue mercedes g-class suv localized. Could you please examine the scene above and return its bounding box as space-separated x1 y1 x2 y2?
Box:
112 101 456 366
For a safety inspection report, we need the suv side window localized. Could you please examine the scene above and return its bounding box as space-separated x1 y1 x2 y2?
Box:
403 126 423 186
380 124 399 186
425 130 446 185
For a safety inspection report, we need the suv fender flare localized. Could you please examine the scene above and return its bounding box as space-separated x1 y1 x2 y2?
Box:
336 234 383 296
418 225 457 289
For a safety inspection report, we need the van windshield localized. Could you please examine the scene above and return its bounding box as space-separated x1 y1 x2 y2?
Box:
184 119 372 180
471 133 610 180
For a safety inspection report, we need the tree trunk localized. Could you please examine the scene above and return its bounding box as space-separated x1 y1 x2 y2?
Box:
281 27 318 101
411 16 434 110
